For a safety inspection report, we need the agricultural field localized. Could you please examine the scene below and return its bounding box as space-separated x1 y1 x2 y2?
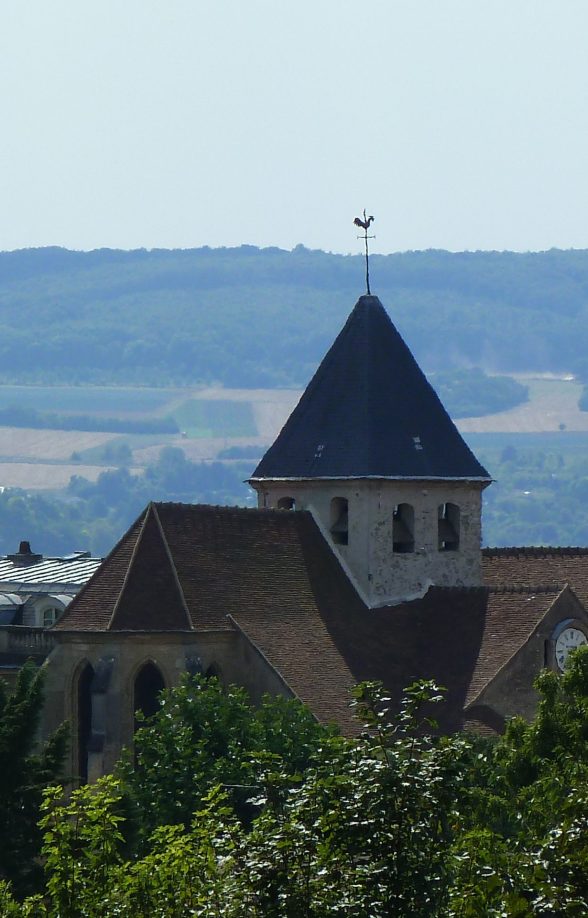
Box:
0 377 586 492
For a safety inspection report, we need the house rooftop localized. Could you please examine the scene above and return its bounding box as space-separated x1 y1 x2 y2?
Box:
0 541 101 590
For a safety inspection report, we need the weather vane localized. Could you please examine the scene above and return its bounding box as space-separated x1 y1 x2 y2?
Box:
353 210 375 295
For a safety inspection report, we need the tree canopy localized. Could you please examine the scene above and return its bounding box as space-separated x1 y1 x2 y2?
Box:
1 246 588 388
4 653 588 914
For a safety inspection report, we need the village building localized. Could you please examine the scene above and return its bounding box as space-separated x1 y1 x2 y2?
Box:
29 293 588 781
0 541 100 686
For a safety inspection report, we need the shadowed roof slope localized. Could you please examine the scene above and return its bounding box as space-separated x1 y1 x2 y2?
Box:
251 295 490 480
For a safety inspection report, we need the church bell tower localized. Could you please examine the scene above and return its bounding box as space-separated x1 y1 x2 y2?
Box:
249 294 491 606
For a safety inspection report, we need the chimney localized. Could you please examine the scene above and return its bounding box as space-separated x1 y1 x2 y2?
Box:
7 540 43 566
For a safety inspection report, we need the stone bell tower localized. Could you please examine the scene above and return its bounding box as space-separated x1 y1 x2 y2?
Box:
249 294 491 606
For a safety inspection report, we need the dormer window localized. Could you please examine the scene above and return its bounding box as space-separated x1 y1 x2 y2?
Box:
438 503 460 551
42 606 62 628
330 497 349 545
277 497 296 510
393 503 415 553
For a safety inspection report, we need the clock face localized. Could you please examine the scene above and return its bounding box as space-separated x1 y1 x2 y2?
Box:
555 626 588 671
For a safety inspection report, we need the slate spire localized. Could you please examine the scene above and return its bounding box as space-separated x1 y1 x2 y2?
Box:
251 295 490 481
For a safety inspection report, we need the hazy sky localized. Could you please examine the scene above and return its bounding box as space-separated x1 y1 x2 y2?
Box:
1 1 587 254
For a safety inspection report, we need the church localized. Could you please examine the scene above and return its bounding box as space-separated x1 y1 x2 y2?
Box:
38 293 588 781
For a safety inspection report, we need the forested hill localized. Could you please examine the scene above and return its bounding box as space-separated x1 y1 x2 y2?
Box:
2 245 588 387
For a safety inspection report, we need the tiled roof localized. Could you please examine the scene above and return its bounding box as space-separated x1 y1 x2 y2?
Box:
483 547 588 607
108 506 192 631
53 516 144 630
463 585 562 706
56 502 561 733
251 295 490 481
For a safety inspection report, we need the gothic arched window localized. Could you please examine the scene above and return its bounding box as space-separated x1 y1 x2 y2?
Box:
77 662 94 784
133 661 165 726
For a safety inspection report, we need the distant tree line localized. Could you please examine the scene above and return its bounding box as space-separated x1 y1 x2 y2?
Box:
430 368 528 418
2 246 588 388
0 405 178 434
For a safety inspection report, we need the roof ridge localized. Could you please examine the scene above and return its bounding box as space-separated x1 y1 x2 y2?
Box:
151 504 193 631
107 503 152 630
487 583 563 594
428 583 563 595
151 501 291 517
483 546 588 557
53 505 147 631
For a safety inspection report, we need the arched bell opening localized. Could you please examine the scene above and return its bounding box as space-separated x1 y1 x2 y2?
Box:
330 497 349 545
438 502 460 551
393 503 415 553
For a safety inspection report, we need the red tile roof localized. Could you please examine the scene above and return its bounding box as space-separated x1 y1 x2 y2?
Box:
55 504 566 733
483 547 588 607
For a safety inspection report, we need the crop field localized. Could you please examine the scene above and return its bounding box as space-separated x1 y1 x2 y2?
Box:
0 376 586 491
457 377 588 433
0 427 115 460
0 385 182 417
0 463 120 490
170 399 256 438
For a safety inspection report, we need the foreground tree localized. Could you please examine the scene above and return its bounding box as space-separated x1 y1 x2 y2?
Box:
0 662 67 897
450 647 588 915
4 657 588 914
118 674 335 851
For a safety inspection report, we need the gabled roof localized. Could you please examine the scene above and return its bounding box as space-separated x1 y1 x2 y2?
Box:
251 295 490 481
55 501 562 734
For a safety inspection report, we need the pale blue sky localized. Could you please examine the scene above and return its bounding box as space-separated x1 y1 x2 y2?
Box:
1 1 587 254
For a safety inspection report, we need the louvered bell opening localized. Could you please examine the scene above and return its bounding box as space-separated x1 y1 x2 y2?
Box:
438 518 459 551
393 517 414 554
330 502 349 545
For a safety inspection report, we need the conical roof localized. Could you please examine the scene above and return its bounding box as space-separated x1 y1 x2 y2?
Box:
251 295 490 481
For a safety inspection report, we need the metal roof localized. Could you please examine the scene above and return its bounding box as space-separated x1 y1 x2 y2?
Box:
0 553 102 589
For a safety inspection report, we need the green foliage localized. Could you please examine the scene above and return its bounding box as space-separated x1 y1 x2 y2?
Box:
473 433 588 546
0 662 67 898
2 246 588 389
119 674 334 851
430 367 528 418
0 404 179 434
449 647 588 915
5 667 588 913
0 449 253 557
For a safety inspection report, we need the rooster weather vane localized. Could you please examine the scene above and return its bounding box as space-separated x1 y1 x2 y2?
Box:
353 210 375 295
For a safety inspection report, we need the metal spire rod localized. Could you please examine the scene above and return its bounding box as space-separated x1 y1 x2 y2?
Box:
353 210 375 295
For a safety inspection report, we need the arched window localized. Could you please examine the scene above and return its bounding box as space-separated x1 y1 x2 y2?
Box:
330 497 349 545
205 663 221 681
77 662 94 784
134 661 165 725
277 496 296 510
438 503 460 551
393 503 415 553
